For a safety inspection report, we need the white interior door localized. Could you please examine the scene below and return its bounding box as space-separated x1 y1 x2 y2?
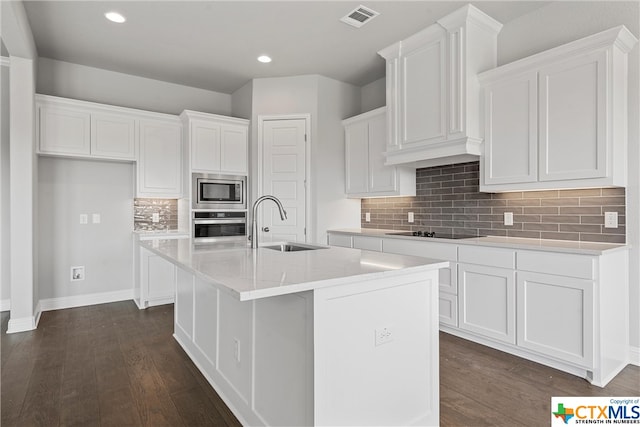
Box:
261 119 307 243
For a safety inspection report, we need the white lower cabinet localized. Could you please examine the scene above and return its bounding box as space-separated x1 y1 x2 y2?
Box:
139 247 176 308
458 263 516 344
326 231 629 386
516 271 593 367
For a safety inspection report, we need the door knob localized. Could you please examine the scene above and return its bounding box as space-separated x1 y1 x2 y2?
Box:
262 227 270 232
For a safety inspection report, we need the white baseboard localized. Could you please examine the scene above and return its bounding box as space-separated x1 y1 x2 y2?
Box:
7 314 38 333
0 299 10 312
630 346 640 366
39 289 134 312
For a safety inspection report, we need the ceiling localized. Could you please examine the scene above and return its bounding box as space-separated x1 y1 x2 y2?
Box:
22 1 549 94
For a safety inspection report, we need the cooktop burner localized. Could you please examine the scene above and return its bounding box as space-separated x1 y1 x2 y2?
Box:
385 231 482 240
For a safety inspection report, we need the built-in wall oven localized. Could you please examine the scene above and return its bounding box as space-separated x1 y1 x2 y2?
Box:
192 173 246 210
192 211 247 243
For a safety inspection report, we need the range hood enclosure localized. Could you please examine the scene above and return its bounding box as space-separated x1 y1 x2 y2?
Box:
378 4 502 167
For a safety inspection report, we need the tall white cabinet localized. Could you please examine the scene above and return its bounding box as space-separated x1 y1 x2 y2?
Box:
137 117 183 198
480 25 637 192
378 5 502 167
343 107 415 198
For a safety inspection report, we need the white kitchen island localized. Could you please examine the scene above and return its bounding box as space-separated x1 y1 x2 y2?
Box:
139 238 448 427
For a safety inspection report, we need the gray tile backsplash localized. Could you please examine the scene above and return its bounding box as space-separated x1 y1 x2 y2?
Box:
134 198 178 231
361 161 626 244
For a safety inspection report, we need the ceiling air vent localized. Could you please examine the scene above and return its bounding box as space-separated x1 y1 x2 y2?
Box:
340 5 380 28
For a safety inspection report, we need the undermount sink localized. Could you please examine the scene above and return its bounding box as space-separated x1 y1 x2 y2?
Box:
263 242 327 252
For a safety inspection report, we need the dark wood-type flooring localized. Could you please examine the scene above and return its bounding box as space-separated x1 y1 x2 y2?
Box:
1 301 639 426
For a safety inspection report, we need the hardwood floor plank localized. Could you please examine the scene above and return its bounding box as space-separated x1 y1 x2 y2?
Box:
170 386 230 427
98 385 143 427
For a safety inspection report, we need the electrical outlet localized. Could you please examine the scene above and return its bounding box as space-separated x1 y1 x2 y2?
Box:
234 338 240 362
375 326 393 346
79 214 88 224
152 212 160 223
71 266 85 281
92 213 101 224
504 212 514 226
604 212 618 228
365 212 371 222
408 212 414 223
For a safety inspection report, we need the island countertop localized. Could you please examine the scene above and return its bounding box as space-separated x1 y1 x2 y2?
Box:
139 239 449 301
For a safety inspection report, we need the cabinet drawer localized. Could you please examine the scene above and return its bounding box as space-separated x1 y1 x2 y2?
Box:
458 245 515 269
517 251 594 280
353 236 382 252
383 238 457 261
327 233 352 248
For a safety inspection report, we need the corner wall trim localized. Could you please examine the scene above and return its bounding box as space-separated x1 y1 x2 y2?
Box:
39 289 135 312
6 315 38 333
630 346 640 366
0 299 10 312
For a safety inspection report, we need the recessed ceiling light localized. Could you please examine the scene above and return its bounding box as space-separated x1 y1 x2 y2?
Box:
257 55 272 63
105 11 126 24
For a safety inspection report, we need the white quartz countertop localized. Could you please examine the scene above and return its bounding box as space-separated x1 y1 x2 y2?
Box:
140 239 449 301
133 230 190 240
329 228 629 255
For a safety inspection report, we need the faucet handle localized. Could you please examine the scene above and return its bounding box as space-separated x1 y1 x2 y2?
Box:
262 227 270 232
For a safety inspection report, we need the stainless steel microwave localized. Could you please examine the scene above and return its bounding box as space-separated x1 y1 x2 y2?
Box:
192 173 247 210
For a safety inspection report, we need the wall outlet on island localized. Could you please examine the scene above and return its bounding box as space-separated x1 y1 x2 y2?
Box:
375 326 393 346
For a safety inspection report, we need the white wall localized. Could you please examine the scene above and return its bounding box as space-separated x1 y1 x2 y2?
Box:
37 57 232 116
316 76 362 243
498 1 640 353
231 80 253 120
360 77 386 113
38 157 134 300
0 58 10 310
249 75 361 243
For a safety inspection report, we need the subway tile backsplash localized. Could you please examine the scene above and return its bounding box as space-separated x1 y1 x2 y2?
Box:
134 198 178 231
361 161 626 244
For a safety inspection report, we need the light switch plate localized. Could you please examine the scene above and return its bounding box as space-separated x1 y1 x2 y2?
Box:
365 212 371 222
604 212 618 228
92 213 101 224
152 212 160 223
79 214 88 225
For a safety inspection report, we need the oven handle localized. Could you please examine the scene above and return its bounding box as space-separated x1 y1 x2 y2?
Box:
193 219 246 225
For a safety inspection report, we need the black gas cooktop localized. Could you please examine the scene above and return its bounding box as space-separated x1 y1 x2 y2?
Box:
385 231 483 240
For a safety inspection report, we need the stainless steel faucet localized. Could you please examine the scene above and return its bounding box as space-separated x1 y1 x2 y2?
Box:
251 195 287 249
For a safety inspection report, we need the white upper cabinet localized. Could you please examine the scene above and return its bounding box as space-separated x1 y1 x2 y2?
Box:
343 107 415 198
137 117 183 198
378 5 502 168
91 112 136 160
37 95 136 160
181 111 249 176
480 26 638 192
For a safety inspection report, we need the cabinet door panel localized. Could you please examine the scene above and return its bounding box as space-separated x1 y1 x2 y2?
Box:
39 105 91 155
345 121 369 194
138 119 182 197
191 121 221 172
193 277 218 370
517 272 593 367
327 234 352 248
439 293 458 327
539 50 607 181
352 235 382 252
175 268 194 340
458 263 516 344
401 36 446 145
221 125 248 175
91 112 136 159
483 72 538 185
368 113 397 193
